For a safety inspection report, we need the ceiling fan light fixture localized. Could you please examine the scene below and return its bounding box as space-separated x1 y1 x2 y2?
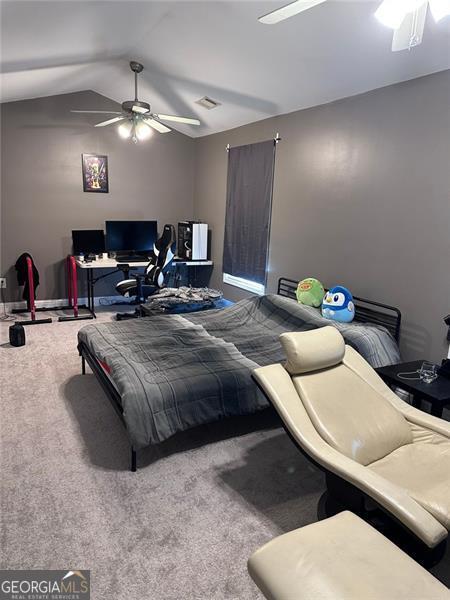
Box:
118 121 133 139
135 121 153 141
429 0 450 21
375 0 426 28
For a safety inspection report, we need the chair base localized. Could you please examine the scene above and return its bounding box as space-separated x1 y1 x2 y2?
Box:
116 308 141 321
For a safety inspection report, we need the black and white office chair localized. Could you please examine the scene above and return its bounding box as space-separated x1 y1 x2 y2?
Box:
115 224 176 318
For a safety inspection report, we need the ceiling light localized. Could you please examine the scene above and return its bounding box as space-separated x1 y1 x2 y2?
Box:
375 0 426 28
118 121 132 139
429 0 450 21
135 121 152 141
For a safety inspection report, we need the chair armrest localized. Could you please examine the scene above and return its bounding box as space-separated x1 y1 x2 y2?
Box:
253 364 448 548
388 396 450 437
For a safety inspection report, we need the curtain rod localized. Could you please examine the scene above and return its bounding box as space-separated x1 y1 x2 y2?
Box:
226 133 281 152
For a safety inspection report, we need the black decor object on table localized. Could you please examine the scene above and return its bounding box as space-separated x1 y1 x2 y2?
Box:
376 360 450 418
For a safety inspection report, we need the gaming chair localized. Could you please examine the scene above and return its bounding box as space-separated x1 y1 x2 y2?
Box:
115 224 176 302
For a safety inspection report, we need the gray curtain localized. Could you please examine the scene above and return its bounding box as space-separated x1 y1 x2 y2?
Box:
223 140 276 286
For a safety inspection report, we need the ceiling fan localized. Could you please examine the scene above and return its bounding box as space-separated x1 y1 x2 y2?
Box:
258 0 450 51
71 61 200 142
375 0 450 51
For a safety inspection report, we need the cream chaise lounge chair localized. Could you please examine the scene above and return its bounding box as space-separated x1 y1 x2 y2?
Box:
253 327 450 552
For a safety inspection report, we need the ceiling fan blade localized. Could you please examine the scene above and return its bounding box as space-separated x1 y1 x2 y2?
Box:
71 110 123 114
258 0 327 24
94 116 126 128
392 3 427 51
142 118 171 133
156 114 201 126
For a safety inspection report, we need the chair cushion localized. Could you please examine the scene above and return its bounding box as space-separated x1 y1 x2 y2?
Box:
369 434 450 529
292 361 412 465
280 327 345 375
248 511 449 600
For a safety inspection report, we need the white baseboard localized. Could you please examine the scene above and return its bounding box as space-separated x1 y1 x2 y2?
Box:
5 295 129 311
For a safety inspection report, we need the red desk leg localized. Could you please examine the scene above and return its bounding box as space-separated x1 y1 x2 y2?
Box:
58 256 93 322
67 255 73 309
70 256 79 318
26 257 36 321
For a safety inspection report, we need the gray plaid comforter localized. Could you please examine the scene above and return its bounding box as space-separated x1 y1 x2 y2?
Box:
77 294 400 448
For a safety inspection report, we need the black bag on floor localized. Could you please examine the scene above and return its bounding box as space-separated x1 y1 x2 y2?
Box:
9 323 26 347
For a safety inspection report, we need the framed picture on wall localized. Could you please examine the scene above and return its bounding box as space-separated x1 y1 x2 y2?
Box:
82 153 109 193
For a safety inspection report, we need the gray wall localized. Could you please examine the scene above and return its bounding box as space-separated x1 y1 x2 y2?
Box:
2 74 449 362
194 70 450 362
1 90 195 300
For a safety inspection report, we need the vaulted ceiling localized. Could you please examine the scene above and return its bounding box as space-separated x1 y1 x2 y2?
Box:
1 0 449 137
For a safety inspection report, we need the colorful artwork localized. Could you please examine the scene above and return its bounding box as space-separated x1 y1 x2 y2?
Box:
82 154 109 193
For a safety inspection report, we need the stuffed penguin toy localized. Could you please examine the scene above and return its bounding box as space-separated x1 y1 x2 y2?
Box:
322 286 355 323
296 278 325 308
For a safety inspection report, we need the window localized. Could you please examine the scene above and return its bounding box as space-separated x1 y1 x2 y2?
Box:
222 140 276 293
222 273 266 295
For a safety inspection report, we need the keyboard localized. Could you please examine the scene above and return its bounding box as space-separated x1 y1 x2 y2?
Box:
116 255 150 263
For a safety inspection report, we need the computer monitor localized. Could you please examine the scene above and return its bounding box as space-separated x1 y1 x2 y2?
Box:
105 220 158 254
72 230 105 255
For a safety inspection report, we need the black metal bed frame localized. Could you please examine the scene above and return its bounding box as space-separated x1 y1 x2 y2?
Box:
78 278 402 473
277 277 402 342
78 341 137 471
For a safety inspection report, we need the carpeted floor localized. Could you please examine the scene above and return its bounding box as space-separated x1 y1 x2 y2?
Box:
0 309 324 599
1 309 449 599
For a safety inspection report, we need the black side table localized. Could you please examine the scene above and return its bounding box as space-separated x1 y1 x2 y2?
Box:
376 360 450 419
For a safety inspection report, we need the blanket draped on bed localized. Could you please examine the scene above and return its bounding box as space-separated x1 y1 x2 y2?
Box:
77 295 400 448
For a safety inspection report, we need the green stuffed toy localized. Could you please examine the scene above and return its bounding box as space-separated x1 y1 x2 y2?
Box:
296 278 325 308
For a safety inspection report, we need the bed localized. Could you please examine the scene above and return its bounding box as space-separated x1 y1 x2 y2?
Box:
77 278 401 470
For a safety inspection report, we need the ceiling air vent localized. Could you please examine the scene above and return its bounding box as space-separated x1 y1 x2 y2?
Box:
196 96 221 110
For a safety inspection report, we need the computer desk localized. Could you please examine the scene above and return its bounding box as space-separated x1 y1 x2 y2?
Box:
75 257 213 317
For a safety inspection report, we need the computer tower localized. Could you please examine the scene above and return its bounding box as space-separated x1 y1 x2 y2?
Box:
177 222 208 260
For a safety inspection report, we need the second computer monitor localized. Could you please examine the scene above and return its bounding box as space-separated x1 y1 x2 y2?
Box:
105 220 158 254
72 229 105 255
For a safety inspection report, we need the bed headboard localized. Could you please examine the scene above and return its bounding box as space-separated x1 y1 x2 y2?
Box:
277 277 402 342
